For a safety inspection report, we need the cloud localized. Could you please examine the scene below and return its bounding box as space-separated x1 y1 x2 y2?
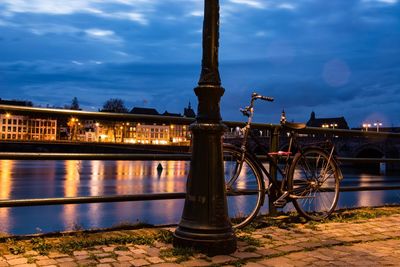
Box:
84 28 123 43
362 0 398 4
228 0 266 9
0 0 150 25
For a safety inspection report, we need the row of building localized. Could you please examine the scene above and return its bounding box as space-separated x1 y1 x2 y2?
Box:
0 98 196 145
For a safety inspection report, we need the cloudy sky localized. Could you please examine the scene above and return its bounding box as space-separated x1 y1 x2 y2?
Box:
0 0 399 127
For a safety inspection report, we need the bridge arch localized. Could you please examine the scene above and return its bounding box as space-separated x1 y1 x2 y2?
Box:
355 145 384 158
354 144 385 173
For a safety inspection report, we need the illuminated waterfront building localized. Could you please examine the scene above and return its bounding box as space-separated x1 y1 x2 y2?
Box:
0 100 195 145
0 114 57 141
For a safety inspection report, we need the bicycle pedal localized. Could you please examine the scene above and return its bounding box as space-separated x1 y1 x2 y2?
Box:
273 191 289 208
273 199 287 208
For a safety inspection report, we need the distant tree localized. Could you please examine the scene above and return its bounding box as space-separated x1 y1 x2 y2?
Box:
102 98 128 113
70 97 80 110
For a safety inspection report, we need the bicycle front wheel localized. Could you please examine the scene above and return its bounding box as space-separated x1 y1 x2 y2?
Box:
288 148 340 221
223 144 265 229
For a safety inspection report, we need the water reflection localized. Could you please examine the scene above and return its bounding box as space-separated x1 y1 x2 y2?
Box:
1 159 400 235
63 160 81 229
0 160 13 233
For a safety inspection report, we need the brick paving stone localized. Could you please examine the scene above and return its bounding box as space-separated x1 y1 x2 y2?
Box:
2 255 19 261
99 258 116 263
73 251 88 256
112 263 132 267
254 248 280 257
211 255 236 264
76 259 97 266
56 257 75 263
96 264 112 267
75 255 90 260
131 253 147 259
115 251 132 256
12 264 36 267
33 256 50 261
0 262 8 267
58 262 78 267
149 263 182 267
243 262 265 267
257 257 295 267
181 259 210 267
231 251 262 260
146 257 164 264
130 259 149 266
7 257 28 265
145 248 161 257
23 251 38 257
274 245 302 253
116 256 133 262
36 259 58 266
130 248 147 255
48 252 69 258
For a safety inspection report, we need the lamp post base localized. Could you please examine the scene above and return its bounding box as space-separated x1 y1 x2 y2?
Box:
174 225 236 256
173 122 236 256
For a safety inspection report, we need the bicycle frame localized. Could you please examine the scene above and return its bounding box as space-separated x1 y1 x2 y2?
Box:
227 93 339 198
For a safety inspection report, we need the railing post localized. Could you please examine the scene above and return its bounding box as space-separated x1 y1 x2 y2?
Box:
268 126 280 216
173 0 236 255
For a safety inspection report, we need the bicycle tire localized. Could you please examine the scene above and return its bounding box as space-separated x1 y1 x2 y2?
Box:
223 144 265 228
288 147 340 221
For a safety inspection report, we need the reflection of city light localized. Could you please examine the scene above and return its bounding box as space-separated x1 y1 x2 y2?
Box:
1 160 13 199
0 160 14 233
63 160 81 230
65 160 80 197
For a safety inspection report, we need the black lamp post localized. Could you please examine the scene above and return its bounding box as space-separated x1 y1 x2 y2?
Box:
173 0 237 255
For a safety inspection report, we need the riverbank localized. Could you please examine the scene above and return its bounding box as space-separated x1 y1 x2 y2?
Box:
1 206 400 266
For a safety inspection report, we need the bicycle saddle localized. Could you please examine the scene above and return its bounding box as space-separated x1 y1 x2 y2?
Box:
282 121 307 130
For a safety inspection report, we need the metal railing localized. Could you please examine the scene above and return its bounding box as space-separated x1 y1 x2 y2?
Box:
1 105 400 211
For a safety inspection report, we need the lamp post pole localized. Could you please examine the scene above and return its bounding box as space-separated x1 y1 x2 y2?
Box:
173 0 237 255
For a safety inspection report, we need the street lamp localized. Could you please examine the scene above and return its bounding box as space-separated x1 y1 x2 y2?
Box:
173 0 237 255
362 123 371 132
374 121 382 132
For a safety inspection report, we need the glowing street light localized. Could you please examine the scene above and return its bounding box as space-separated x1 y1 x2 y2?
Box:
362 123 371 132
374 121 382 132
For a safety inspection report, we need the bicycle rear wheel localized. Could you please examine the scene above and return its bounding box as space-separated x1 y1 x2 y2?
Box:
288 147 340 221
223 144 265 228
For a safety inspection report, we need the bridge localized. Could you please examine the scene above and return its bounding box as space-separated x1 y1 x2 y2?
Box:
224 125 400 172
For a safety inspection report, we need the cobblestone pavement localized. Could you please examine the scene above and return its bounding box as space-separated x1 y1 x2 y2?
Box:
1 207 400 266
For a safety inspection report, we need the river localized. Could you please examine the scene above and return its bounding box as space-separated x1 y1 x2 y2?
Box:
0 160 399 235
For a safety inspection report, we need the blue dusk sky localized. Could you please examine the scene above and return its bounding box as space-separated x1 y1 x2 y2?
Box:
0 0 399 127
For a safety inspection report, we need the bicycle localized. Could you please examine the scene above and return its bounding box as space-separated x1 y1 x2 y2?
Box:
224 92 343 228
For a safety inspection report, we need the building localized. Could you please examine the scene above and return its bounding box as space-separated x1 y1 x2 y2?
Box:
0 113 57 141
306 111 349 129
0 98 196 145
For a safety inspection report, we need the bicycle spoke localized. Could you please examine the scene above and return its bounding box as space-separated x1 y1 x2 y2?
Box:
289 148 340 221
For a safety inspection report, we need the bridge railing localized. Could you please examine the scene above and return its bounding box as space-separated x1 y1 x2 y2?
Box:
0 105 400 215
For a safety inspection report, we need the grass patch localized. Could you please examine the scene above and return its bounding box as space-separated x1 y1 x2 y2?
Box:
160 247 197 263
31 237 53 255
243 246 257 252
237 235 261 247
57 234 155 254
7 238 26 255
156 229 174 244
328 207 400 222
